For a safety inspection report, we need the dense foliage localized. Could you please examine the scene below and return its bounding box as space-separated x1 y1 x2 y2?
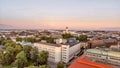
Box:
40 36 56 44
57 62 64 68
16 37 22 42
0 37 5 45
0 39 49 68
62 33 74 38
76 35 88 42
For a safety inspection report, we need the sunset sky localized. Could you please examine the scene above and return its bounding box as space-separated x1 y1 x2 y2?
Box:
0 0 120 30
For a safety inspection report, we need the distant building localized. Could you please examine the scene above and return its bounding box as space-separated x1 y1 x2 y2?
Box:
63 27 69 34
86 48 120 66
16 42 34 47
34 39 84 63
110 42 120 52
88 39 117 48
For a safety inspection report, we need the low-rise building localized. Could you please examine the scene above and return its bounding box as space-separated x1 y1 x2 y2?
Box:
86 48 120 66
16 42 34 47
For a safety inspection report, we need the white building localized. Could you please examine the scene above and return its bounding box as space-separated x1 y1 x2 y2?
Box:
34 39 84 63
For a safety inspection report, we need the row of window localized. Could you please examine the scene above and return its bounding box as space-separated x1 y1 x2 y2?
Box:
49 56 55 59
109 57 120 61
39 47 55 52
87 53 101 57
87 53 120 61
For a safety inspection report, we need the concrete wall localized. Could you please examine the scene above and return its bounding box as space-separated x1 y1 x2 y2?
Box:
69 43 81 59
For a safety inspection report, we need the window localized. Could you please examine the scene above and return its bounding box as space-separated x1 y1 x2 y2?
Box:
62 57 66 59
110 56 120 60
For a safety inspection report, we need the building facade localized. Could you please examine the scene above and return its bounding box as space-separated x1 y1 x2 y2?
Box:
34 42 83 63
86 48 120 66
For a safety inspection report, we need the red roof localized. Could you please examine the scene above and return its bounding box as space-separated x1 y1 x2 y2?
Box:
69 58 113 68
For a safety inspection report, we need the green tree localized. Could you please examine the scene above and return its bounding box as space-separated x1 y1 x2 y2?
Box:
46 37 55 44
0 50 4 64
25 37 35 43
62 33 73 38
0 46 20 65
30 47 39 62
6 46 16 63
39 65 51 68
76 35 87 42
16 37 22 42
2 40 13 47
40 36 55 44
14 51 28 68
57 62 64 68
0 37 5 45
38 51 49 65
4 41 22 54
1 46 17 65
4 42 16 48
23 45 32 60
4 52 10 64
6 37 11 40
14 44 22 55
40 36 47 40
28 65 36 68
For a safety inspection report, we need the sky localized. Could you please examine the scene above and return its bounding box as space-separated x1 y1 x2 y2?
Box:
0 0 120 30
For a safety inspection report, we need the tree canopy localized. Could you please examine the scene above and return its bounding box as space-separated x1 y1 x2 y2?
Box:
0 37 5 45
16 37 22 42
38 51 49 65
62 33 73 39
0 39 50 68
14 51 28 68
39 65 51 68
25 37 35 43
76 35 88 42
57 62 64 68
23 45 32 60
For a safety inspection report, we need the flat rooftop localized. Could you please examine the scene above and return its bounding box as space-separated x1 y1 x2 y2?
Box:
86 49 120 57
37 38 80 47
64 38 80 47
38 42 61 47
69 58 113 68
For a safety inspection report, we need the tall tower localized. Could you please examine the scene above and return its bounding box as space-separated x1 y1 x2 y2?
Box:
65 27 69 33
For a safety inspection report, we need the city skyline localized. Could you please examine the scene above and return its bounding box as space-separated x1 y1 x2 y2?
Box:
0 0 120 30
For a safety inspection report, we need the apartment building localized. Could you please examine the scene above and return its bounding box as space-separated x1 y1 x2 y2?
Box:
34 39 85 63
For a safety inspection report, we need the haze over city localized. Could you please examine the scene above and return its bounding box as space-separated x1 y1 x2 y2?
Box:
0 0 120 30
0 0 120 68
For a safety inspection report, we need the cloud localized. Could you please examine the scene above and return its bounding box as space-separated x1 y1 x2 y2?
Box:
0 17 120 30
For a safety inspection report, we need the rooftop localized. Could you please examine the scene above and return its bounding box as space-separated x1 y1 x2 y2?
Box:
37 38 80 47
38 42 61 47
86 49 120 57
69 58 113 68
65 38 79 47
